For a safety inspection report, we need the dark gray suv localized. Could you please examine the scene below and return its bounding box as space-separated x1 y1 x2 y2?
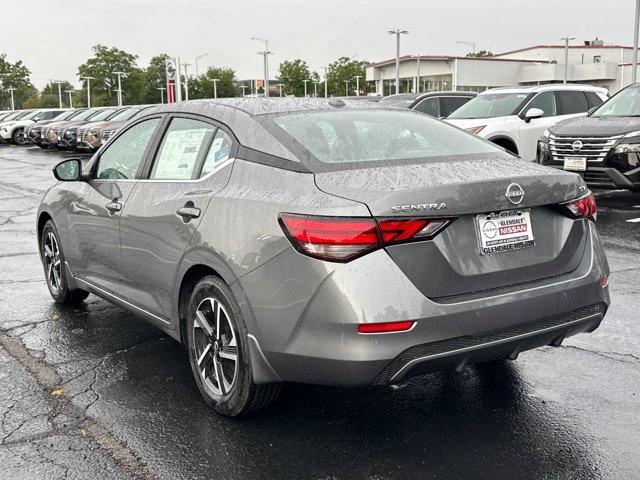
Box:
38 99 610 416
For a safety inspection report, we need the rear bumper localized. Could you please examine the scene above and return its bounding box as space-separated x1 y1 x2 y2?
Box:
239 221 610 386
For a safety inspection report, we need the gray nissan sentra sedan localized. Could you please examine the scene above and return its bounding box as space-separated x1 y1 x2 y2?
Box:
37 98 610 416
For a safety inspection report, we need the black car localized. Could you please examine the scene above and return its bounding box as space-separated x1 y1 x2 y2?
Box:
26 109 87 146
537 83 640 191
379 91 476 118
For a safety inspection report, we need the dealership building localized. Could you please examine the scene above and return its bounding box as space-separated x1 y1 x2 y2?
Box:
366 41 638 95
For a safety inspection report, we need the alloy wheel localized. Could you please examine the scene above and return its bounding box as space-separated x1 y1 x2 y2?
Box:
43 231 62 294
192 297 239 396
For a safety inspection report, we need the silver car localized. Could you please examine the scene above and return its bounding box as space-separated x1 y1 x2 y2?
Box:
38 99 610 416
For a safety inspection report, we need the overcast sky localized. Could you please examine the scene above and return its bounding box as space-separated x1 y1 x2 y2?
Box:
2 0 635 89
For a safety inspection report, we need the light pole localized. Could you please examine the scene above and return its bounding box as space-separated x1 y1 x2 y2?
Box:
634 0 640 83
313 80 319 97
7 87 16 110
277 83 283 97
416 54 421 93
559 36 576 84
52 81 64 108
324 66 328 98
195 53 208 76
81 76 94 108
344 80 350 96
353 75 362 96
182 63 190 101
113 72 124 106
212 79 220 98
240 85 247 97
65 90 74 108
303 79 309 97
456 40 476 55
252 37 272 97
157 87 166 104
388 28 409 94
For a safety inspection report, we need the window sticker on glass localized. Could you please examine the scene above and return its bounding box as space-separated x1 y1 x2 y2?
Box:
152 127 209 180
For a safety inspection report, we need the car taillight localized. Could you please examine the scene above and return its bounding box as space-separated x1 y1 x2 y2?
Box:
560 192 597 220
357 320 415 334
279 213 452 262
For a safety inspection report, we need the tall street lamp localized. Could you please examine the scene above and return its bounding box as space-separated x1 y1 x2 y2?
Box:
303 79 309 97
456 40 476 55
559 36 576 84
313 80 319 97
182 63 191 101
7 87 16 110
324 66 328 98
52 80 65 108
195 53 208 76
113 72 125 106
634 0 640 83
353 75 362 96
212 79 220 98
252 37 272 97
157 87 166 104
277 83 283 97
388 28 409 94
81 76 94 108
65 90 74 108
344 80 350 96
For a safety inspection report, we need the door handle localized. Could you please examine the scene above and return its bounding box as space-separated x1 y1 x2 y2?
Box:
176 206 201 220
105 201 122 213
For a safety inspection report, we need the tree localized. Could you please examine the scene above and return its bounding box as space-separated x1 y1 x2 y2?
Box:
0 53 37 109
190 67 239 99
325 57 369 97
466 50 493 58
77 45 146 106
42 81 75 107
144 54 170 104
278 59 319 97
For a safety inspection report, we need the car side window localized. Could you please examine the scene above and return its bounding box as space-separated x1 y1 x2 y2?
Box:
440 97 472 117
525 91 557 117
96 118 160 180
557 91 589 115
200 129 233 177
414 97 440 117
585 91 604 109
150 118 216 180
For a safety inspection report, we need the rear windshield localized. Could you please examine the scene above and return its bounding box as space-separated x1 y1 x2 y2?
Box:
448 92 531 119
378 95 417 109
270 109 501 165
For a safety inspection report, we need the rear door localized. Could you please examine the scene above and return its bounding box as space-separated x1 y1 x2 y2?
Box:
120 114 237 320
518 91 562 160
66 116 163 298
413 97 440 117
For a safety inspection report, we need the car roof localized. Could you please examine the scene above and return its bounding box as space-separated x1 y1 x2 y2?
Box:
480 84 608 95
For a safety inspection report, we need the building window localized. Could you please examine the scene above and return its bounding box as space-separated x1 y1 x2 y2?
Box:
418 74 453 92
593 55 601 63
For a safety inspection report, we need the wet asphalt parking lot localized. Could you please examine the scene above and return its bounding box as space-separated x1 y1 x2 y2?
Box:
0 144 639 480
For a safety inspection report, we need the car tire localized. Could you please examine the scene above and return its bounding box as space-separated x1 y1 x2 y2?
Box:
186 275 281 416
12 128 26 145
40 220 90 305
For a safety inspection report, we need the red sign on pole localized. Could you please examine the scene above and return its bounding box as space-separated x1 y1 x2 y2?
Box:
165 59 177 104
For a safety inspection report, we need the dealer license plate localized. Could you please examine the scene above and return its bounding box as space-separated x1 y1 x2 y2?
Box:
564 157 587 171
476 210 535 255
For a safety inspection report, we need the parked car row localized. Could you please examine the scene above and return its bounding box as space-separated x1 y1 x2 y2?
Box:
0 105 150 152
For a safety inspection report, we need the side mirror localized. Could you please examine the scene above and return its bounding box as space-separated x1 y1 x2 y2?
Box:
524 108 544 122
587 106 597 115
53 158 82 182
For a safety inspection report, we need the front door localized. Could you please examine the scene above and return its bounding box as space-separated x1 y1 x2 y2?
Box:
67 117 162 298
120 116 235 320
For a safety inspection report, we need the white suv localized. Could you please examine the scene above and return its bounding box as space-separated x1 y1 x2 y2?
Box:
0 108 67 144
446 84 608 161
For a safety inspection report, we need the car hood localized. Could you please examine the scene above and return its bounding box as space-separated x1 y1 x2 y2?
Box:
314 154 585 217
445 116 516 130
56 119 97 130
0 121 18 128
549 115 640 136
80 121 109 130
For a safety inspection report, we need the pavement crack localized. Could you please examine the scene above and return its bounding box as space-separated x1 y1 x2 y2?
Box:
557 344 640 364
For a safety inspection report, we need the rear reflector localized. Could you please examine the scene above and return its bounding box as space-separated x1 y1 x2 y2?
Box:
279 213 452 262
357 320 415 334
561 192 597 220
